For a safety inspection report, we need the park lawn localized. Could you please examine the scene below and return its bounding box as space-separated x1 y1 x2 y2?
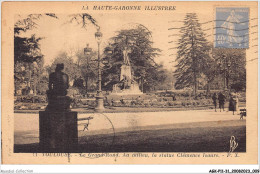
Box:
78 120 245 152
14 120 245 153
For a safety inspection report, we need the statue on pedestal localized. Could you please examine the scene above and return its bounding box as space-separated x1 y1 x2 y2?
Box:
40 63 77 152
112 44 142 95
120 47 132 83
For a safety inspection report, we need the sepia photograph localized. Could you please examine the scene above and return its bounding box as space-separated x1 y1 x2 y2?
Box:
1 1 258 165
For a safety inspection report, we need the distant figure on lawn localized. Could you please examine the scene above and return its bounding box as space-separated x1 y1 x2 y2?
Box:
212 93 218 112
218 92 226 112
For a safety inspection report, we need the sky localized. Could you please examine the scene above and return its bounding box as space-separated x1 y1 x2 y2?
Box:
17 12 215 71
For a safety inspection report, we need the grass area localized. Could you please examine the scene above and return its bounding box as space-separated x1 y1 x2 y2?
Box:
77 120 246 152
14 120 246 153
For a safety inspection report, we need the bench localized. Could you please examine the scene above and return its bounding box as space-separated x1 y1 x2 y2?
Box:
78 116 94 131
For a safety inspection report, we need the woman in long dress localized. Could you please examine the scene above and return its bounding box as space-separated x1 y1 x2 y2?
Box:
229 92 239 115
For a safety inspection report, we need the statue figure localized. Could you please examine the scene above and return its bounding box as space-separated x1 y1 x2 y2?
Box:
120 75 131 90
120 47 132 83
46 63 71 111
122 47 131 66
48 63 69 96
39 63 77 151
111 39 143 95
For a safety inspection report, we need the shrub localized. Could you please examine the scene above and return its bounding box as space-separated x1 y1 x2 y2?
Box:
15 95 47 103
167 101 174 106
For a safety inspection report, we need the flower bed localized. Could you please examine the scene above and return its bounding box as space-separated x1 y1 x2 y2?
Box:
14 90 245 110
106 98 213 108
14 102 47 110
15 95 47 103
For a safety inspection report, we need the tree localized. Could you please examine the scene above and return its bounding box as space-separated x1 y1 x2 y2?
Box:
14 14 58 35
14 14 58 95
155 69 175 90
14 34 44 95
212 48 246 91
14 13 98 95
67 13 99 29
174 13 211 96
102 25 162 92
14 34 44 63
199 46 218 93
74 48 98 91
141 63 170 91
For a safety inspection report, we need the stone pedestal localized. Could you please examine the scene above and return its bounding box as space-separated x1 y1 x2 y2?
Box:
112 64 143 95
45 95 71 112
39 111 78 152
120 65 132 81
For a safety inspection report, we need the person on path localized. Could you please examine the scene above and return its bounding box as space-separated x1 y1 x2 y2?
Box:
218 92 226 112
212 93 218 112
229 91 239 115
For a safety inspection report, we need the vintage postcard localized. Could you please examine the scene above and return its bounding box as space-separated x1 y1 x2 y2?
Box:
1 1 258 165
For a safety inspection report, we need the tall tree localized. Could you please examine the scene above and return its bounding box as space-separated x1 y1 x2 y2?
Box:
102 25 162 92
174 13 211 96
14 34 44 94
14 14 58 95
14 34 43 63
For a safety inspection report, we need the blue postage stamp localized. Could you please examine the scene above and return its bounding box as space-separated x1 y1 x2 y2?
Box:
215 7 249 48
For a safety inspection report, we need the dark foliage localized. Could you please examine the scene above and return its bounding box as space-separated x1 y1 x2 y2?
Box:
173 13 211 95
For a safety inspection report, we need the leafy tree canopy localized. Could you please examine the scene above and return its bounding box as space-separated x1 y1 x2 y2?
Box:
14 34 43 63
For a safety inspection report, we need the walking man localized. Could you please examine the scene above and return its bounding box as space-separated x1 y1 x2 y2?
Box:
218 92 226 112
212 93 218 112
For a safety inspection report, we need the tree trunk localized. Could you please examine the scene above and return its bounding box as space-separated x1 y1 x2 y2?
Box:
206 81 211 95
28 63 32 90
193 71 197 97
33 80 37 96
85 76 88 91
226 74 229 90
14 82 17 96
141 77 144 92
